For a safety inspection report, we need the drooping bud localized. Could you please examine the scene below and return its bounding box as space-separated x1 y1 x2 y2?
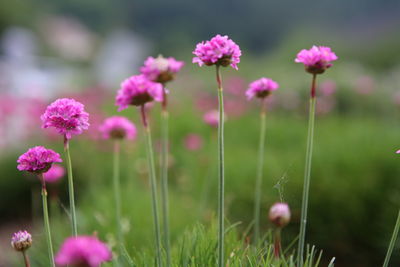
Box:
269 202 291 228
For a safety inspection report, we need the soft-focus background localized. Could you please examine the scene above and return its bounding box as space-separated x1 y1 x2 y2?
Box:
1 1 400 266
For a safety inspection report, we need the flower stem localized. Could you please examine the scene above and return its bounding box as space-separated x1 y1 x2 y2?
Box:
253 99 267 245
274 228 282 259
383 209 400 267
64 138 78 236
297 74 317 266
216 65 225 267
140 105 163 267
160 84 171 267
113 140 123 263
38 174 56 267
22 251 31 267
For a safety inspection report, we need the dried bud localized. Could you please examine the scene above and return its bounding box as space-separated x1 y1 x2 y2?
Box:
269 202 291 228
11 230 32 252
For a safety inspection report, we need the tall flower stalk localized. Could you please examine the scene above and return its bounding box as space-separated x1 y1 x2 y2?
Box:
192 34 241 267
116 74 164 267
383 209 400 267
64 139 78 236
113 140 123 256
246 77 279 243
295 46 338 265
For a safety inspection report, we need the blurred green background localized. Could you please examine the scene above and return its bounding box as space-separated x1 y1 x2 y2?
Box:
1 0 400 266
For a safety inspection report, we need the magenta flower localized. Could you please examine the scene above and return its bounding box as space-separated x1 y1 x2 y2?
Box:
55 236 112 267
396 150 400 154
41 98 90 140
99 116 137 140
192 34 241 70
11 230 32 252
203 110 220 128
269 202 291 228
43 164 65 183
295 46 338 74
246 78 279 100
116 74 163 111
140 55 184 83
17 146 62 173
184 134 203 151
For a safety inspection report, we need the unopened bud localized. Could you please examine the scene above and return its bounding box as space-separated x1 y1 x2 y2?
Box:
269 202 291 228
11 230 32 252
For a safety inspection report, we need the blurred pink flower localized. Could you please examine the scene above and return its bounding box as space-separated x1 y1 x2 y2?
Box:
17 146 62 173
55 236 112 267
43 164 65 183
320 80 337 96
316 97 336 115
140 55 184 83
354 75 374 95
246 78 279 100
295 46 338 74
269 202 291 228
116 75 163 111
224 99 247 118
184 134 203 151
396 150 400 154
226 76 246 96
192 34 241 70
41 98 90 140
99 116 137 140
203 110 220 128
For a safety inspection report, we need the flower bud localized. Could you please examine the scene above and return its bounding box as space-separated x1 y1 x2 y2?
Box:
11 230 32 252
269 202 291 228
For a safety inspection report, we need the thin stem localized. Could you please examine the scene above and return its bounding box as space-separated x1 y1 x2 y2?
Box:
297 74 317 266
113 140 123 263
253 99 267 244
216 65 225 267
160 83 171 267
383 209 400 267
141 105 163 267
274 228 282 259
22 251 31 267
64 138 78 236
38 174 56 267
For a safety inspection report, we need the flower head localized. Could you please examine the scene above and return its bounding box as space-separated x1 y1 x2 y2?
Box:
99 116 137 140
17 146 62 173
55 236 112 267
246 78 279 100
43 164 65 183
203 110 220 128
192 34 241 70
295 46 338 74
41 98 90 140
140 55 184 83
11 230 32 252
184 134 203 151
116 74 163 111
269 202 291 228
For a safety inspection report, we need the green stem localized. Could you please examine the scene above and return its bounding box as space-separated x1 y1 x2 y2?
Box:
22 251 31 267
64 138 78 236
297 74 317 266
140 105 163 267
216 65 225 267
39 174 55 267
253 99 267 245
160 93 171 267
383 209 400 267
113 140 123 263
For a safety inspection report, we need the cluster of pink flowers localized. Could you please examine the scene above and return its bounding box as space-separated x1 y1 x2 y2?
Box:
41 98 90 140
17 146 62 173
116 75 163 110
99 116 137 140
11 230 32 252
192 34 241 70
140 55 184 83
43 164 65 183
203 110 220 128
246 78 279 100
55 236 112 267
295 45 338 74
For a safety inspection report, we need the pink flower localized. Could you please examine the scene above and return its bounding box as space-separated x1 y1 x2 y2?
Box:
55 236 112 267
99 116 137 140
295 46 338 74
116 75 163 111
269 202 291 228
17 146 62 173
192 34 241 70
140 55 184 83
246 78 279 100
43 164 65 183
320 80 337 96
396 150 400 154
11 230 32 252
184 134 203 151
41 98 90 140
203 110 220 128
